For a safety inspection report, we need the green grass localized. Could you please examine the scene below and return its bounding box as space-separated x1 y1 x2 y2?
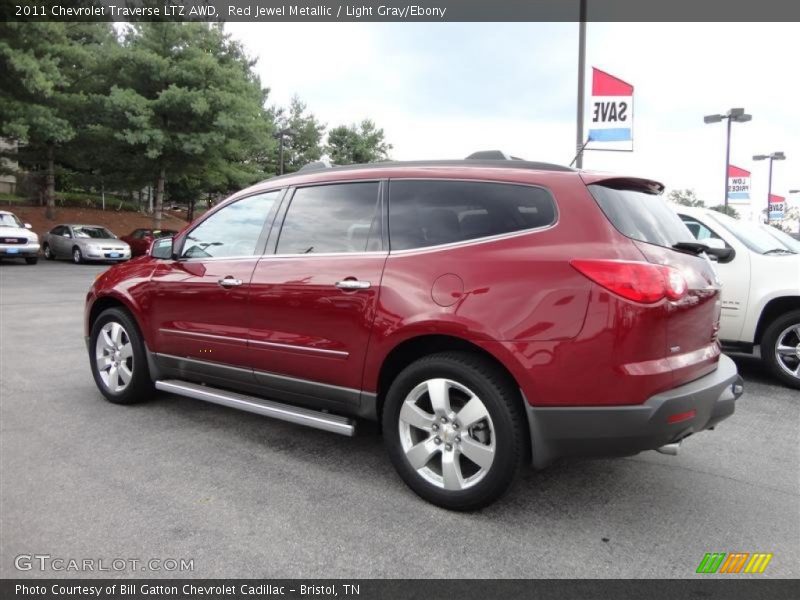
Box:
0 192 27 205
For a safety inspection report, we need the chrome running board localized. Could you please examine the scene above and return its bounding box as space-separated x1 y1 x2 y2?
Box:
155 379 356 437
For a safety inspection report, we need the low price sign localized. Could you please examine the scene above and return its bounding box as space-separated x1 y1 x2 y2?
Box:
769 194 785 220
727 165 751 205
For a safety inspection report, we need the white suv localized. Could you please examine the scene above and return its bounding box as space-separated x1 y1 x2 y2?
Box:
676 206 800 388
0 210 39 264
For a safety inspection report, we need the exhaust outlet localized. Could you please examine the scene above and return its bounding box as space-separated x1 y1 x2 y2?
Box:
656 442 681 456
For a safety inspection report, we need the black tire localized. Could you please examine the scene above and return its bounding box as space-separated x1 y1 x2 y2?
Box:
72 246 83 264
25 257 38 265
89 307 154 404
761 309 800 389
43 244 55 260
382 351 528 510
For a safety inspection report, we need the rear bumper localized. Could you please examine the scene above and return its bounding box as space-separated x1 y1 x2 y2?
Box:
526 354 743 468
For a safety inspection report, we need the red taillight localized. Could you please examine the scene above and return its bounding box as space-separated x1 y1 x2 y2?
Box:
570 259 687 304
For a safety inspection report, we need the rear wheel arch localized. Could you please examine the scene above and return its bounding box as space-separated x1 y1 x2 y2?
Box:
754 296 800 345
374 334 524 421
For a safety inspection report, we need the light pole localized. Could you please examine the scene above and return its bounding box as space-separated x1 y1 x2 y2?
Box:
704 108 752 212
575 0 587 169
753 152 786 223
274 128 297 175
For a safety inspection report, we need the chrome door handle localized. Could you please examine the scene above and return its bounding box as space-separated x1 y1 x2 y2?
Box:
335 279 371 290
218 277 243 288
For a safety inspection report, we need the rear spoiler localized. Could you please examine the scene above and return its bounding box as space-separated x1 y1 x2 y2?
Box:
580 174 665 195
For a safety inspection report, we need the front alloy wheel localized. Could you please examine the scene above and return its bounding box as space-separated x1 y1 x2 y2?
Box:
89 307 153 404
95 321 134 393
73 247 83 264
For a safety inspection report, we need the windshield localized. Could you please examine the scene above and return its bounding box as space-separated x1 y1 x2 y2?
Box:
759 224 800 252
73 226 115 239
588 183 695 248
0 213 24 228
706 212 797 255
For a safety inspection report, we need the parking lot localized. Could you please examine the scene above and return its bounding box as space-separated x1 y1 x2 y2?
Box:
1 260 798 578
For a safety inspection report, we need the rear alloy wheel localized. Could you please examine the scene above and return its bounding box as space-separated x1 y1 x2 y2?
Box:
72 246 83 264
43 244 54 260
763 310 800 389
89 308 153 404
383 352 527 510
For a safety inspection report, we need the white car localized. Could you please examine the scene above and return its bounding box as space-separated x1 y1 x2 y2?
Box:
676 206 800 388
0 210 40 264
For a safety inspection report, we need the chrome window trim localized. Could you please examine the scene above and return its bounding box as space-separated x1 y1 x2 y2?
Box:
159 328 349 357
386 177 559 256
387 225 558 256
258 251 389 260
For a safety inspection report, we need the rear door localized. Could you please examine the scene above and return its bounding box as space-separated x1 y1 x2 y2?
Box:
586 178 722 385
247 181 386 410
148 191 281 379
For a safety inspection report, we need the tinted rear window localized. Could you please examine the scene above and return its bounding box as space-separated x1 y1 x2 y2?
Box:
389 180 556 251
588 183 694 248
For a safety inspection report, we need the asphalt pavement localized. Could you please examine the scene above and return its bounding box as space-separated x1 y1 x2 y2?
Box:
1 260 798 578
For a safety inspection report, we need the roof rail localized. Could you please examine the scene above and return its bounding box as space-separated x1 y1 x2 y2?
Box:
465 150 524 161
298 160 335 172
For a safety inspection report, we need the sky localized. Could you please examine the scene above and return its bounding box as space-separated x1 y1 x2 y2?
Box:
226 22 799 221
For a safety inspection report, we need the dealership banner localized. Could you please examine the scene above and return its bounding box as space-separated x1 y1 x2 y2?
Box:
1 579 797 600
769 194 785 220
727 165 751 205
588 68 634 151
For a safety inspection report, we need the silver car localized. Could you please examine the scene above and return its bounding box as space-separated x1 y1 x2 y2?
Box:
42 224 131 264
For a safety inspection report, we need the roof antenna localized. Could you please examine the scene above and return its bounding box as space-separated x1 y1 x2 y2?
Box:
569 136 592 168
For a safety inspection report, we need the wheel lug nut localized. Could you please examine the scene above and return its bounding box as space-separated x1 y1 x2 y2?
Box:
445 444 452 451
432 424 439 431
453 423 459 429
455 436 461 443
434 437 441 445
440 416 447 423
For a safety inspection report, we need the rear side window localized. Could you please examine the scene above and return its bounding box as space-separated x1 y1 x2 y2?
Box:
389 180 556 251
276 182 381 254
588 183 694 248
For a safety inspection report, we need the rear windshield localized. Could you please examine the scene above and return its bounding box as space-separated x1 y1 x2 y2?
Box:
588 183 694 248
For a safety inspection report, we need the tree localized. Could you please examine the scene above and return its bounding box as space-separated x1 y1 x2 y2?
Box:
0 22 115 218
668 189 704 207
105 22 273 228
709 204 740 218
269 96 325 174
326 119 392 165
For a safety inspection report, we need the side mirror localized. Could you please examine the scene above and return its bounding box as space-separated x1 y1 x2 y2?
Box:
702 238 735 263
24 223 32 229
149 236 174 259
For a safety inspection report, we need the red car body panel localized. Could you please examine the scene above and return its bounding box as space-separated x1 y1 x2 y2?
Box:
87 164 724 415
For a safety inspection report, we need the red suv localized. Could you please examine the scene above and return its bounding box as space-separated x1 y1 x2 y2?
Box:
85 157 743 510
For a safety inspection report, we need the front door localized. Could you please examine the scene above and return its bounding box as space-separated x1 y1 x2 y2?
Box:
148 191 281 380
248 181 386 409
